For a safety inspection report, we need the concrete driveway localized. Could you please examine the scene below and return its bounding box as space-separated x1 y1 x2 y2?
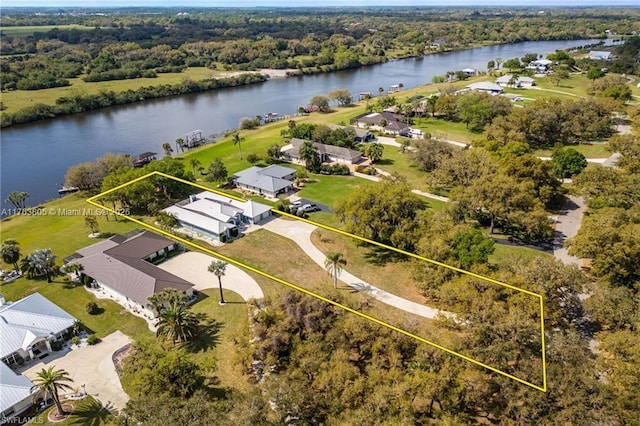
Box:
157 252 264 300
23 331 132 411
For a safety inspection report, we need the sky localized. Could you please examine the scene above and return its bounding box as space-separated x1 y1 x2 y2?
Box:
2 0 638 7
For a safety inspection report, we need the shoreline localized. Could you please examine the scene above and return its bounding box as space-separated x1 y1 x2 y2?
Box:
0 36 615 129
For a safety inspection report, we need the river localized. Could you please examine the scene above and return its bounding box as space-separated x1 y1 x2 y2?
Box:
0 39 613 213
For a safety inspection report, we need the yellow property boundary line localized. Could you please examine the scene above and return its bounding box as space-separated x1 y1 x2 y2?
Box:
86 171 547 392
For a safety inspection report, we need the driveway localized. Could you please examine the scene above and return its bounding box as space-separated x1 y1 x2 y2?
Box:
552 195 586 266
287 196 331 213
261 218 452 320
23 331 132 411
157 252 264 300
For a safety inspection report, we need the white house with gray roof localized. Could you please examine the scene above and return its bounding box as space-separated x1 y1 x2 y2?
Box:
68 231 193 317
1 362 34 424
232 165 296 198
281 138 363 165
163 191 272 242
0 292 76 369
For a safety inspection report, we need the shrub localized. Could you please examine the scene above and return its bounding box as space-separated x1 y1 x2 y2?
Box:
86 301 100 315
71 336 80 346
220 234 228 243
51 341 63 351
16 355 25 366
246 153 260 164
86 334 100 345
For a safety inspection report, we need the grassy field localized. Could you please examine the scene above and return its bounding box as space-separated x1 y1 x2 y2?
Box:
533 142 611 158
0 24 94 36
30 396 115 426
1 67 232 113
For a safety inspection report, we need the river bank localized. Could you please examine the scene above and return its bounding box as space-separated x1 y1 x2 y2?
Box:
1 37 615 129
0 38 615 210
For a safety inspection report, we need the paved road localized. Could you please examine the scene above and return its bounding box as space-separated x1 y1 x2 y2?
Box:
23 331 132 412
262 218 452 320
158 252 264 300
552 195 586 266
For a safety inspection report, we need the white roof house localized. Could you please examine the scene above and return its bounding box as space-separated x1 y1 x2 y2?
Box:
163 191 273 242
232 165 296 198
466 81 504 93
495 75 536 87
588 51 612 61
1 362 34 423
0 292 76 365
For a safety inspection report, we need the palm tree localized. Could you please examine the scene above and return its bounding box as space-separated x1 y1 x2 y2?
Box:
1 239 21 271
31 367 74 418
155 302 200 346
156 211 179 232
61 262 83 280
324 252 347 289
21 248 57 282
5 191 28 210
189 158 202 176
175 138 185 153
298 140 319 171
161 142 173 157
232 132 245 160
364 143 384 164
208 260 227 305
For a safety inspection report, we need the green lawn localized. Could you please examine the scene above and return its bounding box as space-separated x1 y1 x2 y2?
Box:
0 194 146 269
29 396 115 426
489 242 552 267
1 67 237 113
533 142 611 158
298 174 377 208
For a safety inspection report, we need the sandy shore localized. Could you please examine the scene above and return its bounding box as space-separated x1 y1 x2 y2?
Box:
217 68 296 79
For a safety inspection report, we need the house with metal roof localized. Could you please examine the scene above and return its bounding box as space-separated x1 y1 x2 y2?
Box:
1 361 34 424
163 191 272 242
466 81 504 94
232 165 296 198
0 292 76 369
69 231 193 317
495 75 536 87
588 51 612 61
281 138 363 165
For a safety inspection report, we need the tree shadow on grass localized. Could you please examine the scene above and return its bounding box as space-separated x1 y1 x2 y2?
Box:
376 158 394 166
363 245 409 266
184 317 224 354
70 398 111 426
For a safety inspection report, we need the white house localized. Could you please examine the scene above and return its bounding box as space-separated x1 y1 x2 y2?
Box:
495 75 536 88
280 138 363 165
69 231 193 317
0 292 76 368
466 81 504 94
528 58 553 73
232 165 296 198
1 362 34 425
163 191 272 242
588 51 612 61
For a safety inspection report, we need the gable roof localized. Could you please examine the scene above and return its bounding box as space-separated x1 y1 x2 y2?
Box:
288 138 362 162
589 50 612 60
495 75 535 85
466 81 504 92
232 166 294 193
0 293 76 359
197 191 272 219
0 362 33 413
326 123 371 139
72 231 192 307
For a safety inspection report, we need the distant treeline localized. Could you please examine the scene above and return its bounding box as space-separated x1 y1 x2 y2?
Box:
0 73 267 128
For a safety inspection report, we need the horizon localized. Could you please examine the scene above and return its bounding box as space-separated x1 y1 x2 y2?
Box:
2 1 639 8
